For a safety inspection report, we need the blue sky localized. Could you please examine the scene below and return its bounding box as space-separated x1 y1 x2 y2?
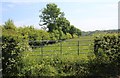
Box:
0 0 119 31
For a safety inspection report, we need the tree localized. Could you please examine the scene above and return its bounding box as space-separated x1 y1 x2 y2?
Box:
39 3 62 32
39 3 81 39
4 19 16 30
76 28 81 37
56 17 70 34
69 25 77 38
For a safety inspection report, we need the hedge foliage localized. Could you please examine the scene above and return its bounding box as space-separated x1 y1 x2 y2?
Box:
1 22 32 77
2 31 31 77
94 33 120 63
18 54 120 77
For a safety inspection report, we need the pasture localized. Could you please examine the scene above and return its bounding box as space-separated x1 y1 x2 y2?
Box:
19 33 120 77
19 36 96 76
21 36 94 62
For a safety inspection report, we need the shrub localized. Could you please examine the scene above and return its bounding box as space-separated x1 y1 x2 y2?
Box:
2 29 31 77
66 33 72 39
94 33 120 63
49 32 57 40
73 34 78 38
87 57 119 78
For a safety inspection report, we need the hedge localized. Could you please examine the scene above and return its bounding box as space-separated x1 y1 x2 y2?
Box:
2 29 31 77
94 33 120 63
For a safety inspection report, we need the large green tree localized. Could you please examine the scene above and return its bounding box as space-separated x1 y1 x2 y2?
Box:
39 3 81 39
39 3 62 32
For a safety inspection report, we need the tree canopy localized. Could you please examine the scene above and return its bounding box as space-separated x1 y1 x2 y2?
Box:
39 3 62 32
39 3 81 39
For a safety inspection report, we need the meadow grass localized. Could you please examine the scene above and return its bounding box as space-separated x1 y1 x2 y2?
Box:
21 36 94 63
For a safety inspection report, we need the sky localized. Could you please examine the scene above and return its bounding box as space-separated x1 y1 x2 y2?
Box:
0 0 119 31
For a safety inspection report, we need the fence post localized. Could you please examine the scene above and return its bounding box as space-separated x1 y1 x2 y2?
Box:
78 40 80 55
60 40 62 55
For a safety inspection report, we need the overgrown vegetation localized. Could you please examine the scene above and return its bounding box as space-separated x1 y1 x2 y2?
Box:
1 20 31 77
1 3 120 78
94 34 120 63
18 33 120 77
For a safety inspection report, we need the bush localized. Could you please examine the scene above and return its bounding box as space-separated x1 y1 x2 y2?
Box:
94 33 120 63
87 57 120 78
93 33 120 77
73 34 78 38
59 30 66 40
18 26 50 47
19 55 90 77
49 32 57 40
18 26 50 41
66 33 72 39
2 29 31 77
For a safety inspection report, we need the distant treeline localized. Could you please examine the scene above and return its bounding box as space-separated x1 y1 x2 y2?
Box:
82 29 119 36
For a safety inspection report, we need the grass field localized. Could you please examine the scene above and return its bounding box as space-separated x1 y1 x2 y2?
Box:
21 36 95 63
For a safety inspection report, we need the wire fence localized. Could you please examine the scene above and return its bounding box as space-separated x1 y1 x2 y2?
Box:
23 39 94 56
